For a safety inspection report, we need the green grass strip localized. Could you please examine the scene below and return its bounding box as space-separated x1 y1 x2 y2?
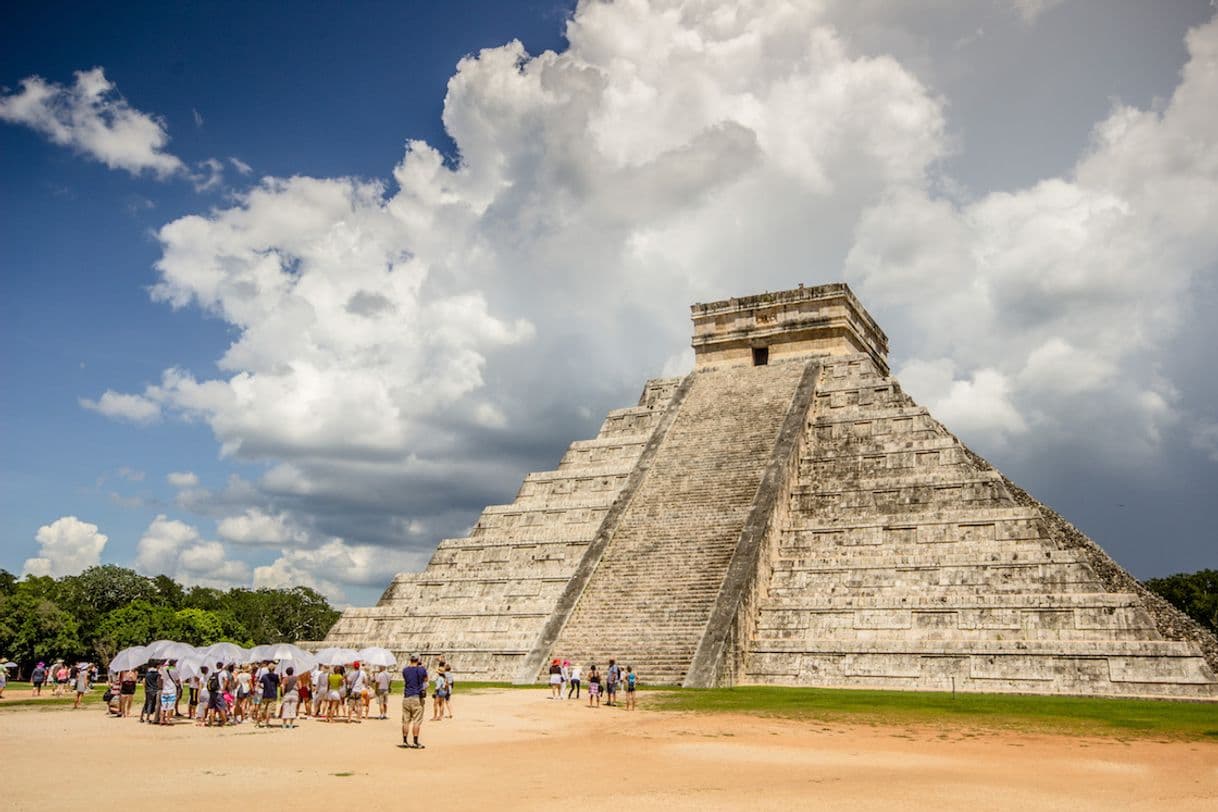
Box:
648 685 1218 741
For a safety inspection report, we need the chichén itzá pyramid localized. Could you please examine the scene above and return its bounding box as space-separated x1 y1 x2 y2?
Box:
314 283 1218 699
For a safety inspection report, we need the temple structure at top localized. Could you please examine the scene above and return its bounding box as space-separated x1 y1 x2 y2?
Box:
310 283 1217 699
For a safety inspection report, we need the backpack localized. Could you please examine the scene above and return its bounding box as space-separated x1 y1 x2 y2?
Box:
207 670 220 693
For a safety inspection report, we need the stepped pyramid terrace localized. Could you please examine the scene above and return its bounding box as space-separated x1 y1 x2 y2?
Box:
311 283 1218 698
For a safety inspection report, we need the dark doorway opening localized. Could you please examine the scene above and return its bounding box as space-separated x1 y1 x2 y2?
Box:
752 346 769 366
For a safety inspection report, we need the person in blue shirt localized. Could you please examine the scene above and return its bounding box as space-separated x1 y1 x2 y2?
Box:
400 653 427 749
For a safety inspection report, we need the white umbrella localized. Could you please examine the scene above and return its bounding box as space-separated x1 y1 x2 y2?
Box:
316 647 359 666
159 642 197 661
176 657 205 681
357 647 397 668
201 642 247 665
247 644 274 662
108 646 148 672
3 661 17 670
144 640 178 659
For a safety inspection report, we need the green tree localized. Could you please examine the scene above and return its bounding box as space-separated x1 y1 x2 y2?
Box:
1 592 82 668
173 607 248 647
92 600 179 663
58 565 158 653
0 568 16 597
1145 569 1218 634
182 586 226 612
153 574 186 609
222 586 338 642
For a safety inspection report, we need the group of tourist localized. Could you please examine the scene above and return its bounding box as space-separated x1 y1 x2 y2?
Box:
21 660 97 707
98 654 458 743
547 657 637 709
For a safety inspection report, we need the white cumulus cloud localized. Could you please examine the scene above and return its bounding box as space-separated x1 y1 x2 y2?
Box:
80 390 161 424
0 67 184 177
167 471 199 488
23 516 109 578
135 514 250 588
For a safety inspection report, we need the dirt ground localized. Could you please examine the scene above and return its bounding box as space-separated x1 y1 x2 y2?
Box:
3 688 1216 811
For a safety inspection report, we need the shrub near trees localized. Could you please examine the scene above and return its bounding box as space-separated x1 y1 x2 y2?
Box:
0 565 340 673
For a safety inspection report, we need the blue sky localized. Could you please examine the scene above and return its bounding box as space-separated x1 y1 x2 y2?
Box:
3 0 1216 605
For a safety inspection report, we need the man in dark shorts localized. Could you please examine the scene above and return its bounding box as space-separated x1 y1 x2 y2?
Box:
605 659 620 706
257 662 280 727
207 661 228 726
400 653 427 749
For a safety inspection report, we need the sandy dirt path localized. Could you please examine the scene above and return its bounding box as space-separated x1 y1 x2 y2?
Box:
3 689 1216 811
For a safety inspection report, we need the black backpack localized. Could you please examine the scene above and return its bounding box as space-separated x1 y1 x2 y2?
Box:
145 669 161 691
207 670 220 692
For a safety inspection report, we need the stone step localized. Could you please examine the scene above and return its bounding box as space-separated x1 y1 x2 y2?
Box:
758 592 1147 611
548 361 810 682
772 547 1079 570
747 639 1207 657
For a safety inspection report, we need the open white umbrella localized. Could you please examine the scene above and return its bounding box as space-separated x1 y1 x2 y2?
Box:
316 647 359 666
357 647 397 668
108 646 148 672
201 642 247 665
247 644 274 662
144 640 178 659
176 657 205 681
158 642 197 661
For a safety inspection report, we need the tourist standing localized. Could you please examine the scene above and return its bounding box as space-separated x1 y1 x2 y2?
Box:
443 664 454 719
375 667 391 719
207 662 228 726
296 667 311 717
119 668 137 717
158 661 176 724
140 661 160 721
235 665 252 722
311 664 327 717
280 666 299 729
624 666 637 710
345 661 365 723
548 658 563 699
568 662 582 699
54 661 69 695
31 662 46 695
587 664 601 707
430 668 447 721
400 654 427 749
325 665 345 722
196 666 211 725
605 659 620 707
257 662 280 727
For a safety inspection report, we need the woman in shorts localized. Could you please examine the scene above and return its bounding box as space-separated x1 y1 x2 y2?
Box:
587 664 601 707
548 659 563 699
431 670 447 721
325 665 345 722
119 668 137 717
624 666 637 710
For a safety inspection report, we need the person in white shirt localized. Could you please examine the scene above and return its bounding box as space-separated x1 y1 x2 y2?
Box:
374 667 392 719
345 662 366 723
568 663 582 699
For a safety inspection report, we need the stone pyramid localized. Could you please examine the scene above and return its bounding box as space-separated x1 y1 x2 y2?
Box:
314 284 1217 698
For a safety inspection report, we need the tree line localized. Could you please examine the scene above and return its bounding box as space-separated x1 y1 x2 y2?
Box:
1144 569 1218 635
0 565 340 672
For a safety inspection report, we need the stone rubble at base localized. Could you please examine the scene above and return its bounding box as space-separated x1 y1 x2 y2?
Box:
306 283 1218 699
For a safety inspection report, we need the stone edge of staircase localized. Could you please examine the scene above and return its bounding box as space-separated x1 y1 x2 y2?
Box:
511 373 697 684
683 360 822 688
